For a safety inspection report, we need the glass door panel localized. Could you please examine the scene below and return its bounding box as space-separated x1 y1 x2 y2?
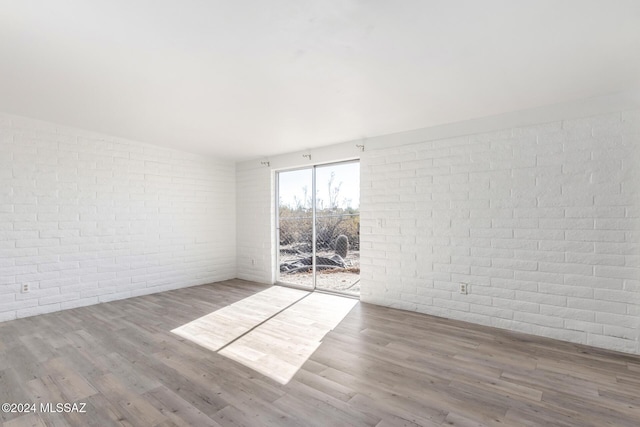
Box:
277 168 314 289
314 162 360 296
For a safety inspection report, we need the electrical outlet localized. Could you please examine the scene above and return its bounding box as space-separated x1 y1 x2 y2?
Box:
251 259 256 266
21 283 30 293
459 283 468 295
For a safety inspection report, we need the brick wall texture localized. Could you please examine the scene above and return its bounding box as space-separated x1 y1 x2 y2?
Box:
0 113 236 321
359 110 640 353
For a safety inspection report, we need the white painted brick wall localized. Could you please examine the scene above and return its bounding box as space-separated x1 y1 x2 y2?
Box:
235 107 640 354
360 109 640 354
236 165 273 284
0 113 236 321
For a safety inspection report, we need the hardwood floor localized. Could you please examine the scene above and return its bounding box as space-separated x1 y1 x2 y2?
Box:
0 279 639 426
173 286 358 384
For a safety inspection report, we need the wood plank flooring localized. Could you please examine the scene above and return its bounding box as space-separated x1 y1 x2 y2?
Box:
0 279 639 426
172 286 310 353
217 290 357 383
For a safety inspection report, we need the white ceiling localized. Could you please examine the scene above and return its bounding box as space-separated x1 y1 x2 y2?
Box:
1 1 639 161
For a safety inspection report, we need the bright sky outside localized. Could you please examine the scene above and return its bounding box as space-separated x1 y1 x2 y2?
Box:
278 162 360 210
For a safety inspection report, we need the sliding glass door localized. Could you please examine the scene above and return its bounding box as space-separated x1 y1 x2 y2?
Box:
277 161 360 296
276 168 314 290
314 162 360 296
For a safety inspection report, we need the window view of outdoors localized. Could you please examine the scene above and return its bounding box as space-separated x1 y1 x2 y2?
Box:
278 162 360 296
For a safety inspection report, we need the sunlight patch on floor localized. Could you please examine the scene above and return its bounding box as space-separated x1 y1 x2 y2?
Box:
171 287 358 384
171 286 308 351
220 292 358 384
